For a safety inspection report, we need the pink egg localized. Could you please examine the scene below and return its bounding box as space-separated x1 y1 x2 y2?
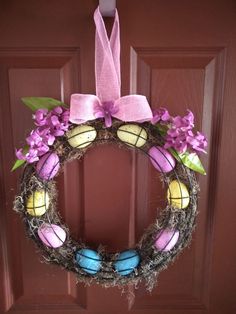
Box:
148 146 176 173
155 228 179 252
36 152 60 180
38 224 66 248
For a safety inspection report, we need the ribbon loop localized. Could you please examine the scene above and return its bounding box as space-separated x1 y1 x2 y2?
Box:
69 94 100 124
113 95 153 122
69 6 153 126
94 7 120 102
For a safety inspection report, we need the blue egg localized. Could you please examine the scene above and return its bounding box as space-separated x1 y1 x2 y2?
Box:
76 249 101 275
114 249 140 276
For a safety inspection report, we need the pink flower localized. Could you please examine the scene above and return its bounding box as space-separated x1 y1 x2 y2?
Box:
151 108 171 125
150 106 207 155
186 131 207 153
33 109 48 126
45 107 70 136
16 148 39 163
172 110 194 131
15 106 71 164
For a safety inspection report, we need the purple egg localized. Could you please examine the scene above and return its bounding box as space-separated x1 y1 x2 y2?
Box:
38 223 66 248
155 228 179 252
36 152 60 180
148 146 176 173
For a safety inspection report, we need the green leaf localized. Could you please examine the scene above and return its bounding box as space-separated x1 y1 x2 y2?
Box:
21 97 68 111
170 149 206 175
11 159 25 171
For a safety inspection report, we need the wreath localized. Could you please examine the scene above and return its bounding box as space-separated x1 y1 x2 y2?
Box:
12 7 207 291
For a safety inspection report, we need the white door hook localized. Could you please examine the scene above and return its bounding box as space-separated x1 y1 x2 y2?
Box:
99 0 116 17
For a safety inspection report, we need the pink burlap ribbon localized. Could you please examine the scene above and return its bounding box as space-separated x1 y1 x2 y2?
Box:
69 7 153 127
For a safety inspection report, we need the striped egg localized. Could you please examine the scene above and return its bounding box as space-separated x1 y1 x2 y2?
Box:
114 249 140 276
155 228 180 252
117 124 147 148
76 249 101 274
36 152 60 181
38 223 66 248
26 190 49 216
67 125 97 148
149 146 176 173
167 180 190 209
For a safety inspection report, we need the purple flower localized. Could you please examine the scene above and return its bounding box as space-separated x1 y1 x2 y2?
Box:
33 109 48 126
172 110 194 131
164 133 188 153
26 129 43 146
39 128 55 146
33 106 70 137
16 147 39 163
163 110 207 154
151 108 171 125
15 148 26 160
186 131 207 153
25 129 50 157
45 107 70 136
16 106 71 164
94 101 119 127
52 106 63 114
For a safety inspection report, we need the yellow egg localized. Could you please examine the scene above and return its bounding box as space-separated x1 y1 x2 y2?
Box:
117 124 147 148
167 180 190 209
26 190 50 216
67 125 97 148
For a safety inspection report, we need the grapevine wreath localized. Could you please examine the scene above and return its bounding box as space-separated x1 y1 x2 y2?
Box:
13 7 207 291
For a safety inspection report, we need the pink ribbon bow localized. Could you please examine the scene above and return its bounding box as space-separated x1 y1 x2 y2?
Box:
69 7 153 127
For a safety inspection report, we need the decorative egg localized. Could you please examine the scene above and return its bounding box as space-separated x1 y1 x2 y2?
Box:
149 146 176 173
114 249 140 276
117 124 147 148
76 249 101 274
167 180 190 209
36 152 60 180
67 125 97 148
38 223 66 248
26 190 50 216
155 228 180 252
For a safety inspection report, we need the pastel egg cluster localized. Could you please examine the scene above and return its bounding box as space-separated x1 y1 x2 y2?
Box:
75 249 140 276
34 125 98 182
74 235 180 277
25 123 190 276
116 123 190 210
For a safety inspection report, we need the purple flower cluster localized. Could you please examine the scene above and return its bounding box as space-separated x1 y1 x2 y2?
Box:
16 106 70 163
152 108 207 154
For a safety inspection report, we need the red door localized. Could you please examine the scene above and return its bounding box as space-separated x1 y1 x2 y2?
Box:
0 1 236 313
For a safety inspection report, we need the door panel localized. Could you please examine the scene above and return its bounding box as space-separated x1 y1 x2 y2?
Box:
0 1 235 313
129 47 225 311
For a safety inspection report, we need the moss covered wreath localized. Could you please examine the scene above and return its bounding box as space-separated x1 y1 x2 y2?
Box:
12 7 207 291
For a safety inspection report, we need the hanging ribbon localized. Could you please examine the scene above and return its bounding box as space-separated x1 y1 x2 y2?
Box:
69 6 153 127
